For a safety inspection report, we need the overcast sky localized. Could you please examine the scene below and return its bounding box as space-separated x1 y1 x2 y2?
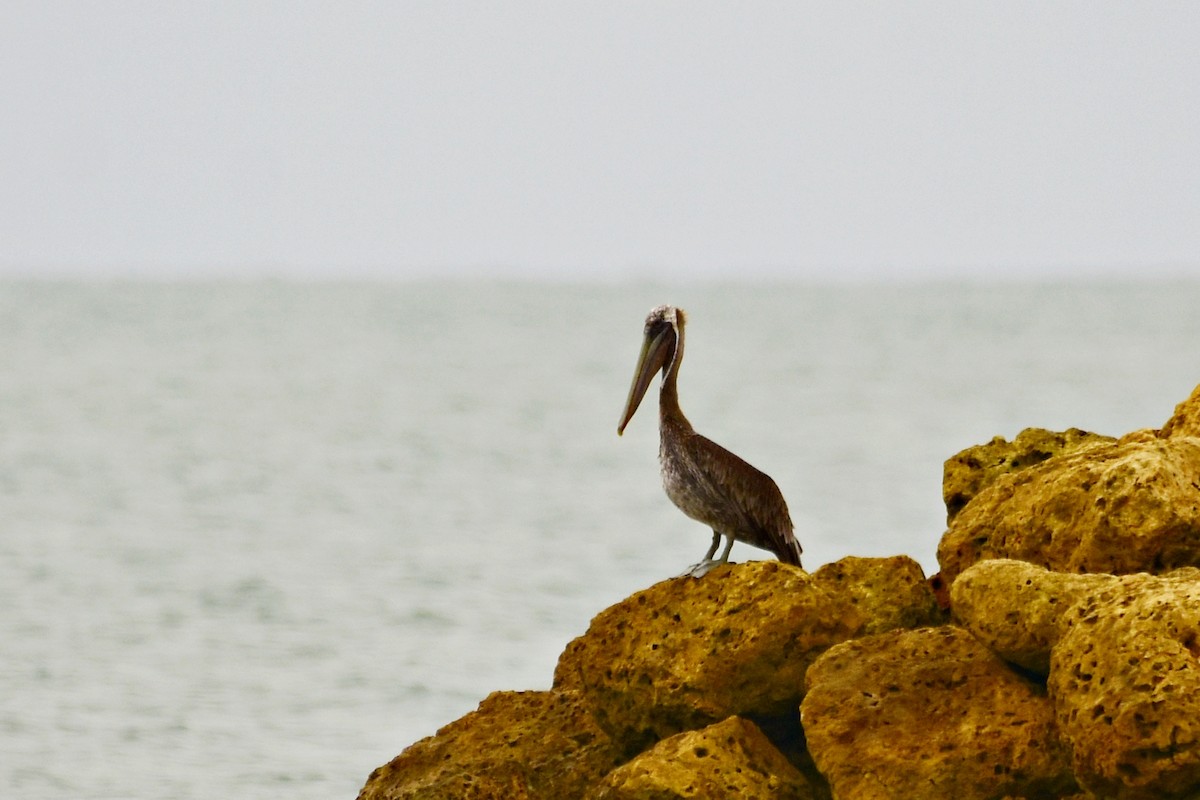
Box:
2 3 1198 281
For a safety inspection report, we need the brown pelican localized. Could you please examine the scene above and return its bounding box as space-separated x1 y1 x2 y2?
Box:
618 304 803 575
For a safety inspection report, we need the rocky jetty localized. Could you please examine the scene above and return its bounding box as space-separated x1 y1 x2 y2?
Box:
357 382 1200 800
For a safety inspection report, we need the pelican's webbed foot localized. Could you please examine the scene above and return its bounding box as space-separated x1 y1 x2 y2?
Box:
680 533 736 578
679 559 732 579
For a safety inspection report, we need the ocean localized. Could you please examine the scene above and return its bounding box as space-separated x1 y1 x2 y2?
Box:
2 279 1198 798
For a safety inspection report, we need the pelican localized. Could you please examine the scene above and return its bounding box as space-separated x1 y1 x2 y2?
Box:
618 304 803 576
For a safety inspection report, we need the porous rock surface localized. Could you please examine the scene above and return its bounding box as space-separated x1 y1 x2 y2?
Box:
942 427 1115 521
1161 382 1200 438
551 561 860 754
355 689 623 800
1050 568 1200 799
951 558 1112 674
801 626 1077 800
553 558 941 756
954 559 1200 799
810 554 945 634
585 715 819 800
937 433 1200 585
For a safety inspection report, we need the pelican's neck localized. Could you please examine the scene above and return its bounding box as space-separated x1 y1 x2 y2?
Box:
658 327 692 431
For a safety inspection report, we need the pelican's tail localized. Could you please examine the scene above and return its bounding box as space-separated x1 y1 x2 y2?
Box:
776 530 804 569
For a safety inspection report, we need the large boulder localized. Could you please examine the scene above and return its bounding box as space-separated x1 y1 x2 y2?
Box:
942 427 1115 521
552 561 863 755
553 557 942 757
1160 381 1200 438
937 434 1200 585
810 554 945 634
586 715 820 800
951 559 1111 674
800 626 1077 800
952 559 1200 799
356 689 623 800
1050 568 1200 799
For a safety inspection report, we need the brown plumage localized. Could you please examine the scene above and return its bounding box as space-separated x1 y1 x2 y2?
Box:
618 304 803 572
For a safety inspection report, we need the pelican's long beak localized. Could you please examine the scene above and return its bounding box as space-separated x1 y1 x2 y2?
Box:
617 326 673 435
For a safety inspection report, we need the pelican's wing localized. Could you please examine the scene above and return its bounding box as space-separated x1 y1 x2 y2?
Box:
687 431 802 566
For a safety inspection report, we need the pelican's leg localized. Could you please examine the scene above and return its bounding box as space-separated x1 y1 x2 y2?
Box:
682 532 730 579
717 534 735 564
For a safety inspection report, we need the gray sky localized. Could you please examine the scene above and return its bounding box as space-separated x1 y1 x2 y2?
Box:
2 2 1198 281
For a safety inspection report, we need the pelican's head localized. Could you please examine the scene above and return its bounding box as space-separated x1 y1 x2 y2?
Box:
617 304 686 435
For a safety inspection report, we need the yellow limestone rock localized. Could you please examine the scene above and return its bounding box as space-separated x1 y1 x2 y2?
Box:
942 427 1115 522
810 554 944 634
1049 568 1200 799
952 559 1200 799
937 435 1200 586
586 716 820 800
553 561 863 755
1160 381 1200 438
951 559 1111 674
554 557 940 758
801 626 1077 800
356 690 623 800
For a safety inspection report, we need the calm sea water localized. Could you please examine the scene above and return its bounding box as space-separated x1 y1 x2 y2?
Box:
2 279 1198 799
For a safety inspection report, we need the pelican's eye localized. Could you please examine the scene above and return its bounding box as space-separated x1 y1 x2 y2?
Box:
645 318 672 338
